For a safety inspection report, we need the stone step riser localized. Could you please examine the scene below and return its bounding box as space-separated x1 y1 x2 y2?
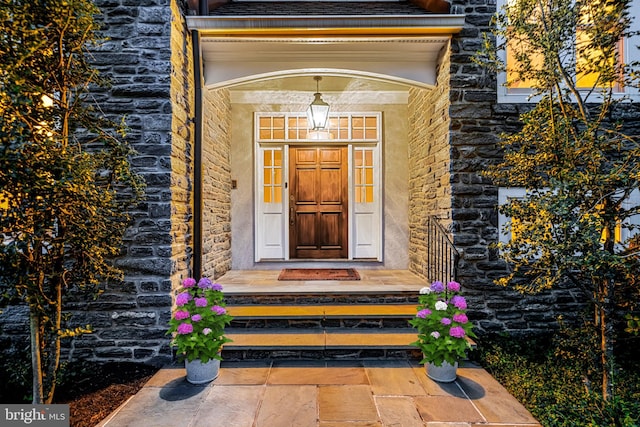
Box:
221 348 421 361
222 292 421 360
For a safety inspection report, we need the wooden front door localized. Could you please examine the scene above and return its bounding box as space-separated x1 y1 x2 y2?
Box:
289 146 348 259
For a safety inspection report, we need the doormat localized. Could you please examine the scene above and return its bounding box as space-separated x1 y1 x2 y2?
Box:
277 268 361 281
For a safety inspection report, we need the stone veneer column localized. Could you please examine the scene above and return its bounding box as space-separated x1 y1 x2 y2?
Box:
407 44 453 279
201 88 232 279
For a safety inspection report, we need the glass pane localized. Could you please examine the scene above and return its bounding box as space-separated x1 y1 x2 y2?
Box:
365 168 373 185
273 117 285 128
274 169 282 185
366 186 374 203
274 150 282 166
365 128 377 139
273 129 285 139
506 34 542 89
274 187 282 204
355 170 362 185
365 150 373 165
264 169 271 185
259 117 271 127
355 187 362 203
352 129 363 139
264 187 272 203
260 129 272 140
365 116 377 127
354 150 363 166
352 116 363 128
264 151 272 167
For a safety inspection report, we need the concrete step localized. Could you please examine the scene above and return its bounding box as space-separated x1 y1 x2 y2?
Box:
226 304 417 319
224 329 418 350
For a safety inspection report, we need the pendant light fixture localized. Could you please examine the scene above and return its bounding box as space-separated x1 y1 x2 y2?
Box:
306 76 330 130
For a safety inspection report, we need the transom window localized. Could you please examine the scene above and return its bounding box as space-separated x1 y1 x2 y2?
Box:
256 113 380 142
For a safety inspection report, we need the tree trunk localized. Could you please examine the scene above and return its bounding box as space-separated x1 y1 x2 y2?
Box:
30 311 44 404
44 274 64 404
599 277 615 400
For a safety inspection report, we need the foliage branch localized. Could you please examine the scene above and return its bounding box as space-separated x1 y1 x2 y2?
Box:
0 0 144 404
474 0 640 400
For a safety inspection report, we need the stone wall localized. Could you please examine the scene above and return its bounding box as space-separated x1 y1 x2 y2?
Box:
63 0 194 365
449 0 589 335
201 88 232 278
407 44 453 278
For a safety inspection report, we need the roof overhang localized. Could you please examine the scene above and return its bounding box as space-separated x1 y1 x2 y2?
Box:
187 14 465 89
186 14 465 36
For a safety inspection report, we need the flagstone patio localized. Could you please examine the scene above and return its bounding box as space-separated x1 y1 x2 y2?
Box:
97 359 541 427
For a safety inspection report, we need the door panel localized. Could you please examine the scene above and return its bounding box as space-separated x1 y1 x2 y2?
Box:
290 146 348 259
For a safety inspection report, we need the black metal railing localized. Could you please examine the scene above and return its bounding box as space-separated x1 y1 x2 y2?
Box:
426 216 460 284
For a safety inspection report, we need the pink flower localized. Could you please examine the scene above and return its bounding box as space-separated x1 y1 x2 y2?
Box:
447 281 461 292
177 323 193 334
211 305 226 315
453 313 468 324
174 310 190 320
182 278 196 288
449 326 466 338
416 309 431 318
452 295 467 310
176 292 190 307
195 297 207 307
191 314 202 322
203 328 212 335
430 331 440 339
441 317 452 325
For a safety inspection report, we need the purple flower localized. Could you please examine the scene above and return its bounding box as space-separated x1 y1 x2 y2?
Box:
198 278 213 289
177 323 193 334
176 292 191 307
174 310 190 321
451 295 467 310
453 313 468 324
212 283 223 291
195 297 208 307
430 331 440 339
191 314 202 322
211 305 226 315
441 317 452 325
449 326 466 338
182 278 196 288
447 281 461 292
203 328 212 335
416 309 432 319
430 281 445 293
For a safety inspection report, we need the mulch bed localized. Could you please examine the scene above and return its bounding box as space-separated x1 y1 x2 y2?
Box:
0 362 159 427
57 362 159 427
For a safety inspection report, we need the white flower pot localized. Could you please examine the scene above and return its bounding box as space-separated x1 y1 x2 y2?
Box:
426 361 458 383
185 358 220 384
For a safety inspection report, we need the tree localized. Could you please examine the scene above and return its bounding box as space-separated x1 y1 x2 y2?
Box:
0 1 144 404
475 0 640 401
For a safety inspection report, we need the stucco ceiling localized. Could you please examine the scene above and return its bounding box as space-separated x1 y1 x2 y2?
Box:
201 37 450 89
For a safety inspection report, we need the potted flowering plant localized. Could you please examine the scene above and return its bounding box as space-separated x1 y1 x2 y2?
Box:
167 277 233 384
409 280 475 382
